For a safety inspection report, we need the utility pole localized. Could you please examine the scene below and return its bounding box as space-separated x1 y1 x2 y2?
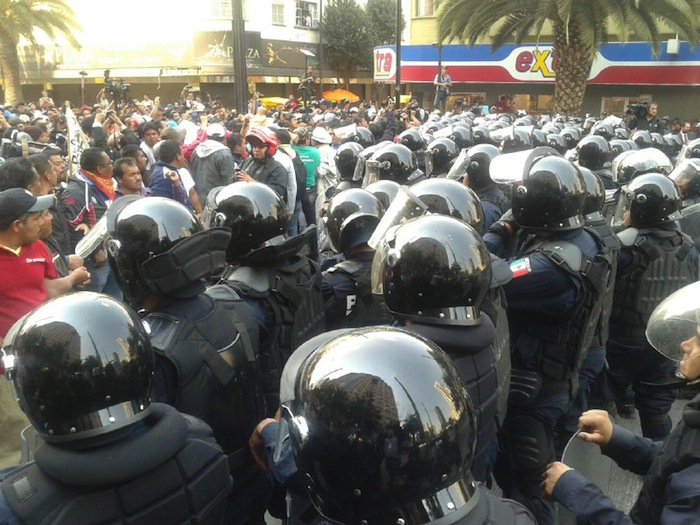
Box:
232 1 248 114
395 0 402 101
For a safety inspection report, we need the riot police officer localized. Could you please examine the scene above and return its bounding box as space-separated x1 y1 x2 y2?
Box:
324 142 364 201
605 173 699 439
426 137 459 177
372 215 502 483
576 135 615 189
204 181 325 415
0 292 231 524
483 154 608 525
322 188 387 329
364 143 424 186
105 196 268 524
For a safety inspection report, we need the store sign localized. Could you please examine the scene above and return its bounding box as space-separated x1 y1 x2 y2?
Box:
511 47 557 80
374 47 397 81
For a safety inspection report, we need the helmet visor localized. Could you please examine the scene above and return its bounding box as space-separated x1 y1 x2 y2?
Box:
75 214 108 259
646 282 700 365
446 149 469 181
489 146 560 184
370 224 400 295
611 186 633 228
367 186 427 250
363 158 380 188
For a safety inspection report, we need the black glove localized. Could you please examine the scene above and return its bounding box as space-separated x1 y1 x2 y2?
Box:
487 209 519 238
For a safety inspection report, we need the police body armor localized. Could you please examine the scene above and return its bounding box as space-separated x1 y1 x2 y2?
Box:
454 487 537 525
511 235 608 388
146 287 265 478
584 220 621 348
222 233 326 412
611 229 696 339
0 404 230 525
324 259 390 328
630 399 700 524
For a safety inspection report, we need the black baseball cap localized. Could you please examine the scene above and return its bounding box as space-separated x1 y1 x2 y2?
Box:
0 189 53 228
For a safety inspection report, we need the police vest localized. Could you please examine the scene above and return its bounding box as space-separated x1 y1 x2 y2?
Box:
631 400 700 524
584 221 621 348
482 287 511 425
325 259 390 328
515 235 609 383
0 404 230 525
223 254 326 413
611 228 696 339
146 289 265 479
453 486 536 524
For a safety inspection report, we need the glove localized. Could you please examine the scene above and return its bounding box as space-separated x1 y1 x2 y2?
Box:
487 209 519 238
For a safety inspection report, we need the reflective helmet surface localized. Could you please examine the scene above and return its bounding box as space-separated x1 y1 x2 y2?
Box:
9 292 153 442
364 179 400 211
631 129 653 149
547 133 568 154
530 129 548 148
427 137 459 172
501 127 533 153
107 197 224 306
512 156 586 231
591 122 615 141
448 125 474 150
471 126 494 145
577 135 612 171
372 215 491 325
670 158 700 199
369 144 421 184
246 126 279 156
609 138 634 159
579 166 606 217
682 137 700 160
209 181 289 261
349 127 376 148
617 173 683 228
560 127 581 150
615 148 673 185
326 188 382 253
411 178 485 233
335 142 364 181
281 326 477 525
397 129 427 152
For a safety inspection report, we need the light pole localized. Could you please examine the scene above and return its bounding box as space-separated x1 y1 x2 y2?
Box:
231 0 248 115
79 71 87 106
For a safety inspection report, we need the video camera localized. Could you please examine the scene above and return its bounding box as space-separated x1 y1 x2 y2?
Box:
0 129 66 159
627 102 648 119
104 69 130 98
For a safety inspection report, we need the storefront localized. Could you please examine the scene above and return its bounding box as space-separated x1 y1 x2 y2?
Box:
374 41 700 119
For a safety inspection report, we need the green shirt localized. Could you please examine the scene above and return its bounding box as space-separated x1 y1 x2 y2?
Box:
292 144 321 188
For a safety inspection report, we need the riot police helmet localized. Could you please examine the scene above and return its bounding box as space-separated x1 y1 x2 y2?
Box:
205 181 289 262
371 215 492 325
326 188 383 253
448 125 474 150
512 156 586 232
560 126 581 150
591 122 615 141
279 326 478 525
614 148 673 185
530 128 548 148
364 179 400 211
579 166 606 220
106 196 230 306
670 158 700 200
471 125 494 145
577 135 613 171
335 142 365 181
447 143 500 191
614 127 630 140
500 127 533 153
343 126 375 148
366 143 422 185
397 128 427 152
680 137 700 160
5 292 153 443
609 138 634 159
426 137 459 173
614 173 682 228
631 129 653 149
546 133 568 154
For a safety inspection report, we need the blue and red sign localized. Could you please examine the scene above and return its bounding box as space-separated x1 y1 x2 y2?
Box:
374 42 700 85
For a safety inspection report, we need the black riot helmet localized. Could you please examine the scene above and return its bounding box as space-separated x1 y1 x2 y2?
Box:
343 126 375 148
547 133 568 154
591 122 615 141
448 125 474 150
334 141 364 181
397 128 427 152
631 129 653 149
371 215 492 325
530 128 548 148
366 143 423 185
577 135 612 171
106 196 230 306
650 132 666 151
364 179 400 211
6 292 153 443
609 138 634 159
614 127 630 140
500 127 533 153
449 143 500 191
471 125 494 145
614 148 673 185
579 166 606 221
326 188 382 253
614 173 682 228
512 156 586 232
426 137 459 173
681 137 700 160
205 181 289 262
670 158 700 200
280 326 478 525
560 126 581 150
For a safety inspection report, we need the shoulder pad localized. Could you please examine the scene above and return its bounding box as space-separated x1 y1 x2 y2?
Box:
144 313 181 352
617 227 639 247
327 260 364 275
226 265 271 295
489 253 513 287
205 283 243 302
537 240 583 272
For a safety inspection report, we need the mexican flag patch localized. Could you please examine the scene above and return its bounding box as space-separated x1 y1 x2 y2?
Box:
509 257 532 278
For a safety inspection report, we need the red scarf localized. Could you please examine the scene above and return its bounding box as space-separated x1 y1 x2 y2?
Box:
82 169 115 201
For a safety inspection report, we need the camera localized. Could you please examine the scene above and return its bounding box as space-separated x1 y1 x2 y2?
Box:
103 69 130 99
627 102 648 119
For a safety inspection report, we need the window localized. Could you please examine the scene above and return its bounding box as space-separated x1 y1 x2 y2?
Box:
414 0 435 17
209 0 247 20
272 2 285 25
296 1 319 29
602 96 652 117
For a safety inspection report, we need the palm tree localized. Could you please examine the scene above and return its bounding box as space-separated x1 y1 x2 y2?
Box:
437 0 700 114
0 0 80 106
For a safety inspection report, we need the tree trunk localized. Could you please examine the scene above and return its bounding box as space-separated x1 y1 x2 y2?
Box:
552 20 594 115
0 34 24 107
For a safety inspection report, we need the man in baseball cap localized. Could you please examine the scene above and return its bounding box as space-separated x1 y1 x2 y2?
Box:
0 188 53 232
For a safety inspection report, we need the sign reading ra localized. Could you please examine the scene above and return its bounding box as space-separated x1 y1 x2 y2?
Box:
510 47 557 81
374 47 397 81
